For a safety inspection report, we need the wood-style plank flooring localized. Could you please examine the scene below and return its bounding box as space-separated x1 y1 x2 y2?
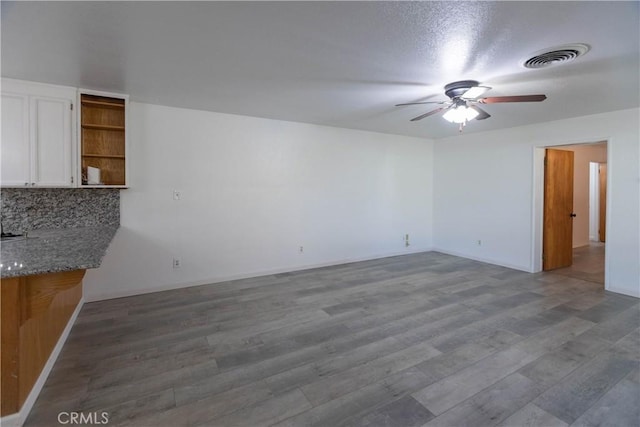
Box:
554 243 605 285
25 252 639 426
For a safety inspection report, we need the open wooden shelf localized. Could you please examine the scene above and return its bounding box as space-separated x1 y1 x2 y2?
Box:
82 154 125 159
81 99 125 109
81 124 125 131
80 94 126 186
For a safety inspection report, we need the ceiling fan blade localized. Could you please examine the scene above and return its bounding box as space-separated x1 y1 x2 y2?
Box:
470 105 491 120
478 95 547 104
410 106 449 122
395 101 449 107
460 85 491 99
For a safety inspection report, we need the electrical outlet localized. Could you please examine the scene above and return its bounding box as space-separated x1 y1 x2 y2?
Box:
299 246 304 253
173 190 181 201
477 240 482 246
173 258 182 268
405 234 410 247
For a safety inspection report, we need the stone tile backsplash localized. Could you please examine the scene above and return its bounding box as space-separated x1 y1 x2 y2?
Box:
1 188 119 233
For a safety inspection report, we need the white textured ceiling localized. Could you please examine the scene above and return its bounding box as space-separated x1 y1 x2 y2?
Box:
2 1 638 139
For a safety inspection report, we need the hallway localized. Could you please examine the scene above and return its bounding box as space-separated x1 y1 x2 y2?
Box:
553 243 605 285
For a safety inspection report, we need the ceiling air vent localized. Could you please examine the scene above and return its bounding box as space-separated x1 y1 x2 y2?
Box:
523 44 590 69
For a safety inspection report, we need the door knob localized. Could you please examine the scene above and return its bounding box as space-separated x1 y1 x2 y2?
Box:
570 213 577 218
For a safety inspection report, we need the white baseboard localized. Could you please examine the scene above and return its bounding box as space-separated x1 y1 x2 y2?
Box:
431 247 531 272
606 284 640 299
0 298 85 427
0 412 20 427
86 247 433 302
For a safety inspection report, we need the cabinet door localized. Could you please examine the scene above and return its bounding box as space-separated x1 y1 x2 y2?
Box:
30 96 73 187
1 93 30 187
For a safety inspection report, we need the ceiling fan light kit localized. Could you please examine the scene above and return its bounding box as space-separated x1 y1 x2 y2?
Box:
396 79 547 131
442 104 479 123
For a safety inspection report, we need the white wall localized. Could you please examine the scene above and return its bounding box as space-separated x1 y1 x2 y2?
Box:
433 108 639 298
84 103 434 301
85 105 638 301
562 143 607 248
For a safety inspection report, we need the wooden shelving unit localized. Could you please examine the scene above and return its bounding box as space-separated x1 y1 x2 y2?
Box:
82 124 125 131
79 93 127 187
82 154 125 159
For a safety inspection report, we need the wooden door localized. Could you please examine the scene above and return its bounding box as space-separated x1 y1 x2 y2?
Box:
543 148 575 270
599 163 607 242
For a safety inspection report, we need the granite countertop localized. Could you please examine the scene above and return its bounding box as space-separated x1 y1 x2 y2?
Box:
0 226 118 278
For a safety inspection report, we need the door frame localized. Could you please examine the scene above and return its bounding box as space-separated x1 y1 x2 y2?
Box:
530 139 611 287
589 162 600 242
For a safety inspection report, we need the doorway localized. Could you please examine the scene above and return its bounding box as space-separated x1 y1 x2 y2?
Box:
534 141 608 285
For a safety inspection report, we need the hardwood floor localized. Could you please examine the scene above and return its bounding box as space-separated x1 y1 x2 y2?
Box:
25 252 639 426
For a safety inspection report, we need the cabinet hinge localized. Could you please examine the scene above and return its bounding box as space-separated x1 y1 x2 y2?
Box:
70 103 73 111
71 176 74 184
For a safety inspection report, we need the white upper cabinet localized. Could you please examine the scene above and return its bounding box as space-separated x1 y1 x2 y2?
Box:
1 79 76 187
1 92 30 186
31 95 73 186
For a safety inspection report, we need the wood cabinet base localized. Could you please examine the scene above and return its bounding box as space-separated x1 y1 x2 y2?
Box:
1 270 85 416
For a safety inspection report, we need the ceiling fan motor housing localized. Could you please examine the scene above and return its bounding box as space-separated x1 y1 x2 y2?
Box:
444 80 479 99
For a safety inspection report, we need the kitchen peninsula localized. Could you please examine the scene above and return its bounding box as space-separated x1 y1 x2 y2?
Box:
0 189 119 422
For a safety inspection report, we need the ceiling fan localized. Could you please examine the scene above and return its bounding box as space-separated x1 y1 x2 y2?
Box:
396 80 546 130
